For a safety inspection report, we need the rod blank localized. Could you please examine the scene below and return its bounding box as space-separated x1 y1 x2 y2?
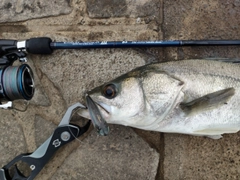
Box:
50 40 240 50
2 37 240 55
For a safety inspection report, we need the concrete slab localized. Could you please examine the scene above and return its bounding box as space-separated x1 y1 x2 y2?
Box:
164 133 240 180
163 0 240 61
163 0 240 179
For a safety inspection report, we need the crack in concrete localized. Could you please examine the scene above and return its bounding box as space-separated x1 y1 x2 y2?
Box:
156 0 164 180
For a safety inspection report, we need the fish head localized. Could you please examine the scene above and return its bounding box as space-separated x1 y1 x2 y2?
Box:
85 73 146 126
78 65 184 128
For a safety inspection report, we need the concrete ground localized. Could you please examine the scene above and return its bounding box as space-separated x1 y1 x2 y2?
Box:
0 0 240 179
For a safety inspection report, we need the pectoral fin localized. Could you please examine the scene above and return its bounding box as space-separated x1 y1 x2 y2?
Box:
180 88 235 115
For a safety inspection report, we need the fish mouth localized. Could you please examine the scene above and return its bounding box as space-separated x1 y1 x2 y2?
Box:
85 95 110 136
95 102 111 115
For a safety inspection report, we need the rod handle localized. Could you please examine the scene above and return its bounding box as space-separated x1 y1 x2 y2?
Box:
26 37 53 54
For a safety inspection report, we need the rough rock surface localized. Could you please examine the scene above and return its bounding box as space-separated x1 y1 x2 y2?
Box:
86 0 160 18
52 125 159 180
0 0 72 23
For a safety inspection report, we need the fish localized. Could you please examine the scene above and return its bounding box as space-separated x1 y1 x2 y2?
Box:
78 59 240 139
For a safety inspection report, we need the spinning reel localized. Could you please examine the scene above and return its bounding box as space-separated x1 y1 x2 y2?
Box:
0 40 34 110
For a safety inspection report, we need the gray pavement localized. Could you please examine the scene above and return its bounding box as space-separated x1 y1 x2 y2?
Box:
0 0 240 179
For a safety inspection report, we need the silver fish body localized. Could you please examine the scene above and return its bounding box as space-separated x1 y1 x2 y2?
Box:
79 59 240 139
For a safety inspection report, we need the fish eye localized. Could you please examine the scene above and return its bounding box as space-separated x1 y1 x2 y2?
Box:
102 84 117 99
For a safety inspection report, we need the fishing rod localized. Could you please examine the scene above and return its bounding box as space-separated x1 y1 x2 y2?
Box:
1 37 240 55
0 36 239 109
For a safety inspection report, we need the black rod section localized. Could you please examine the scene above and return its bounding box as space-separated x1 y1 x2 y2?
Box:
50 40 240 50
181 40 240 46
